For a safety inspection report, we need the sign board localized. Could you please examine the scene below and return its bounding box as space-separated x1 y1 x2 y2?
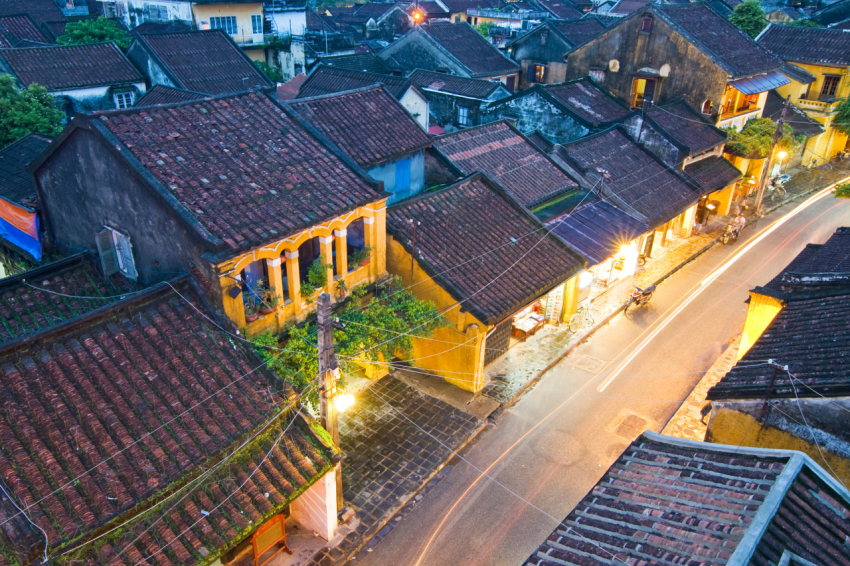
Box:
252 515 291 566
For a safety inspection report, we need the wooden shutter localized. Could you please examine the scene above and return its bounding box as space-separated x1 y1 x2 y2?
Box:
114 231 138 280
95 228 120 276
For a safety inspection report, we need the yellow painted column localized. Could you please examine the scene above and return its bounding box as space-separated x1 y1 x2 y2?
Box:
319 235 334 291
334 229 348 277
363 216 377 280
373 207 387 278
284 251 302 319
266 257 285 306
220 275 247 328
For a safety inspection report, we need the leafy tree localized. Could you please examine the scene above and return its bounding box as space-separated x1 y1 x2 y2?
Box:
475 21 495 37
729 0 768 38
251 278 447 408
724 117 803 158
254 61 283 83
56 16 130 50
835 183 850 199
833 98 850 137
0 75 64 149
788 18 820 27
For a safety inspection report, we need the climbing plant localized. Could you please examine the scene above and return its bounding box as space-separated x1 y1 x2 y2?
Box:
724 117 804 159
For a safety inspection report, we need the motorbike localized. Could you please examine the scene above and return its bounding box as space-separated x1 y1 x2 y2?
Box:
720 223 742 245
624 285 656 312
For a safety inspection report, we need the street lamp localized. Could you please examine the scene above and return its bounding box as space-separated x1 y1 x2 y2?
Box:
334 393 355 412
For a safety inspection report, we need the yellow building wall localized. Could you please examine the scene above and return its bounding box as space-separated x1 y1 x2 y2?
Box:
386 235 487 392
707 406 850 487
193 3 264 46
738 292 784 360
775 62 850 165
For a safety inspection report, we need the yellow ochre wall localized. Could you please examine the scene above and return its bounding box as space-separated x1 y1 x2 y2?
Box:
707 406 850 487
193 3 264 45
386 235 488 392
738 292 784 360
775 63 850 165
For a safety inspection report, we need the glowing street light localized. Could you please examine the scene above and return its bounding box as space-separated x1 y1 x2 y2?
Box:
334 393 355 412
777 151 788 160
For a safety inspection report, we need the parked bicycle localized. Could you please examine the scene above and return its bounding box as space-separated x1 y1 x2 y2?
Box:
568 301 594 333
767 183 786 202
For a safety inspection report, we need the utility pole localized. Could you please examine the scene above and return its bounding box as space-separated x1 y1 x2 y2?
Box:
753 95 791 213
409 219 419 280
317 292 344 509
758 359 788 422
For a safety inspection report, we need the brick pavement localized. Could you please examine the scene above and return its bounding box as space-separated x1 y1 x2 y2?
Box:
481 220 725 407
661 336 740 441
302 375 484 566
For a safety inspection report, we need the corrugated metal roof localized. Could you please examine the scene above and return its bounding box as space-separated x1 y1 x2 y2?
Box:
728 70 791 95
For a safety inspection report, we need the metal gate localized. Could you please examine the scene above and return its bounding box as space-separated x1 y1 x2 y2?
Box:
484 317 512 366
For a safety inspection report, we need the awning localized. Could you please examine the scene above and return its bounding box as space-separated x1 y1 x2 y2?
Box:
728 71 791 95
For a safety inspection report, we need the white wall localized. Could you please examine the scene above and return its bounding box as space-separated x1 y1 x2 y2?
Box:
110 0 193 29
269 10 307 36
290 466 338 541
400 87 429 130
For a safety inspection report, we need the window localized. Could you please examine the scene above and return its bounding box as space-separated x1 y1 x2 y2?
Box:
457 106 469 126
210 15 238 34
95 227 138 280
395 159 411 191
144 3 168 21
251 14 263 34
640 16 652 33
701 100 713 114
528 64 546 84
820 75 840 100
114 92 133 109
630 77 656 109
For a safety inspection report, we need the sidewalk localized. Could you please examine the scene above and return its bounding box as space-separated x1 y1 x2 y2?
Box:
300 375 485 566
480 218 726 409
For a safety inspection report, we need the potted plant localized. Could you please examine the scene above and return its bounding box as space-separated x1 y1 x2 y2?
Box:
258 284 280 315
335 278 349 301
349 246 372 267
244 294 259 323
308 258 329 292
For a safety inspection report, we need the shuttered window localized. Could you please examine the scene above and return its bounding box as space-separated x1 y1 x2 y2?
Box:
95 227 138 280
395 159 411 191
210 16 238 34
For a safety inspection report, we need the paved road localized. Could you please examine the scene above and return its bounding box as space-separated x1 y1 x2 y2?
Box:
358 189 850 566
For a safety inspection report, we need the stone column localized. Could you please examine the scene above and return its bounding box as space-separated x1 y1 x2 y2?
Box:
334 229 347 277
319 235 334 291
266 257 285 306
284 251 302 319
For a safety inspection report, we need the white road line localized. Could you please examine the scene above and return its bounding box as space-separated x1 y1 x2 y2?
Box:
597 183 843 393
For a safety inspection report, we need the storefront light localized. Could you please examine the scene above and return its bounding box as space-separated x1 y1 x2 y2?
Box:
579 270 594 289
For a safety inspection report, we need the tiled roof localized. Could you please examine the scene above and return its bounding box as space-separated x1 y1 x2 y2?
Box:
0 254 133 344
759 227 850 295
780 61 817 84
536 0 584 18
558 127 697 227
319 51 393 74
0 14 50 48
708 292 850 400
655 3 782 79
387 173 585 324
0 279 338 565
136 30 273 95
433 121 580 208
98 91 382 252
585 12 622 26
547 198 648 265
608 0 650 16
524 432 850 566
420 22 519 77
543 78 631 127
0 0 65 25
276 73 308 100
353 2 398 19
0 42 142 90
306 8 334 31
409 69 503 98
548 17 608 47
647 100 727 155
526 130 554 153
684 155 742 194
414 2 451 17
0 132 51 205
289 85 431 168
39 19 66 41
133 84 207 107
764 90 823 139
438 0 498 13
757 23 850 66
297 65 411 98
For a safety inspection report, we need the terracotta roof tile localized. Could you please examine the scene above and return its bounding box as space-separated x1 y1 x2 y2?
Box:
548 17 608 46
289 85 431 168
758 23 850 67
0 14 50 48
0 0 64 25
136 30 273 95
0 280 333 565
98 91 382 251
684 155 741 194
297 65 411 99
433 121 580 208
419 22 519 77
0 42 143 90
647 100 727 154
0 132 52 205
387 173 585 324
535 0 584 18
543 78 631 127
133 85 207 107
409 69 504 99
319 51 393 74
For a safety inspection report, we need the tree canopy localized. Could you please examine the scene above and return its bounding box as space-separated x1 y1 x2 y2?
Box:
254 61 283 83
833 98 850 138
835 183 850 199
56 16 130 50
724 117 804 159
787 18 820 27
0 75 64 149
728 0 768 38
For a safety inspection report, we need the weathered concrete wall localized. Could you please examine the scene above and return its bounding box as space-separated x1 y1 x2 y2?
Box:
707 399 850 487
424 90 486 129
424 149 461 186
399 88 429 131
622 115 681 167
378 32 469 76
291 466 338 541
564 15 729 114
113 0 193 29
482 90 590 145
511 27 572 90
366 151 425 204
53 83 147 116
127 41 179 88
386 235 487 392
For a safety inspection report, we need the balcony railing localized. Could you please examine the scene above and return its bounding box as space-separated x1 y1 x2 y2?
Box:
717 106 762 130
796 97 840 114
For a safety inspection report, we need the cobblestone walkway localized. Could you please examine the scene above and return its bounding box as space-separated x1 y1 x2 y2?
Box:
302 375 484 566
661 337 740 441
481 220 725 406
